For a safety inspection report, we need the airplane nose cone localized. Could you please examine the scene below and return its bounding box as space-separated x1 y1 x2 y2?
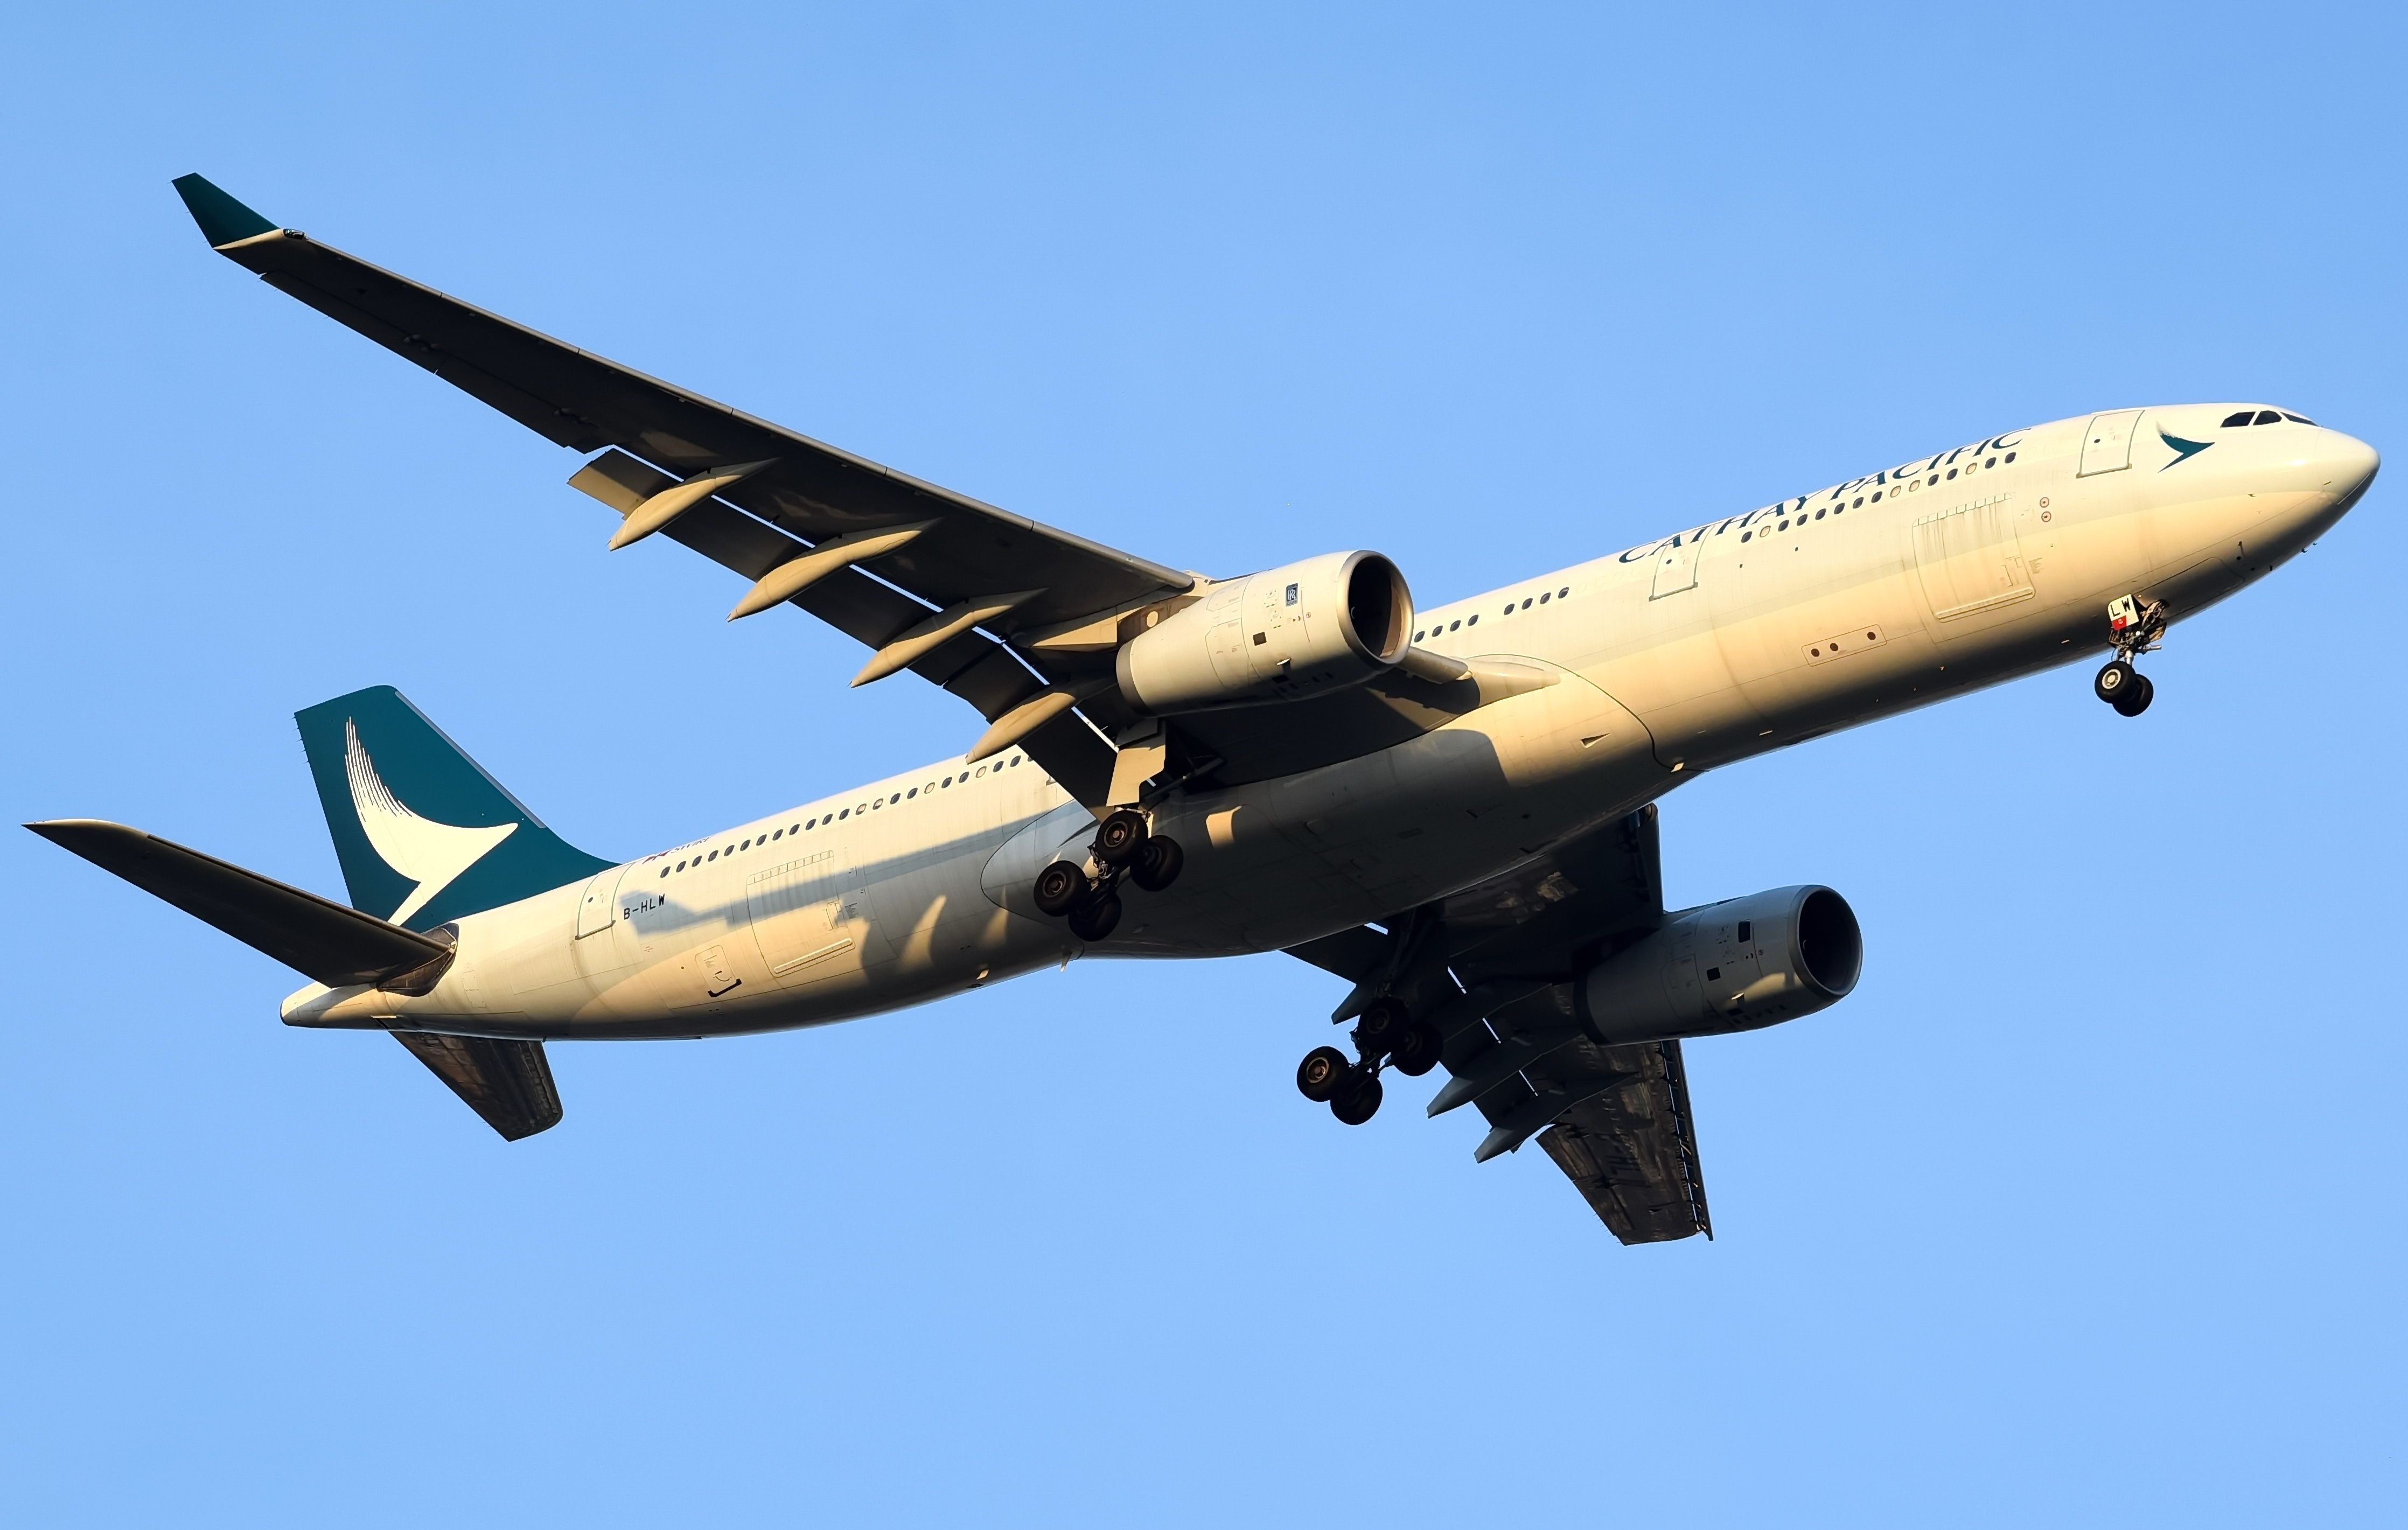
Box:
2325 431 2380 502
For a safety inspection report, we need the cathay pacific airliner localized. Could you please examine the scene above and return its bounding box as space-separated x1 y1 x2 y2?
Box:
30 176 2379 1242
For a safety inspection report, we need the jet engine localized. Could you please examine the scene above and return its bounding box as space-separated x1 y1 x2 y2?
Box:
1578 885 1862 1046
1115 550 1414 714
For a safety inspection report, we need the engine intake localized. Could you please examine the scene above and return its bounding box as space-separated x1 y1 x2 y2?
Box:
1116 550 1413 714
1578 885 1862 1046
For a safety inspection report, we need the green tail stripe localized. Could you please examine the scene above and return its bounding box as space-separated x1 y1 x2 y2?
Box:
295 686 611 930
171 173 276 247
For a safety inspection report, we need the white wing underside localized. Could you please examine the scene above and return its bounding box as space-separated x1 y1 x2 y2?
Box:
344 719 518 925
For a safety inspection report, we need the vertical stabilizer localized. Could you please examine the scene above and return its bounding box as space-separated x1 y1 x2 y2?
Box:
295 687 610 930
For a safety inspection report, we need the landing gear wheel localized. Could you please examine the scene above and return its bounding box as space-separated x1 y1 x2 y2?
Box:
2113 672 2155 717
1355 996 1409 1056
1296 1046 1351 1102
1067 891 1122 942
2094 660 2137 705
1093 809 1150 867
1033 861 1087 917
1130 834 1184 892
1389 1020 1444 1078
1330 1072 1384 1126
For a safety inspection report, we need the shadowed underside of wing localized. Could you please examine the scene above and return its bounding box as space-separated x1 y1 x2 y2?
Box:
1286 806 1713 1243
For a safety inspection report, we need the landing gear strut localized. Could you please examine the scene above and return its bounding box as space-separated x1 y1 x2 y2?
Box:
1292 997 1443 1125
1030 807 1183 944
2096 595 2166 718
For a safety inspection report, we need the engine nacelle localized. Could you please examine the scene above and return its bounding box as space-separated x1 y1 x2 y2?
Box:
1578 885 1862 1046
1115 550 1413 714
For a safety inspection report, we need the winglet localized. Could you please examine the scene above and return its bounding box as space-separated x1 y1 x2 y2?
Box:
171 173 277 247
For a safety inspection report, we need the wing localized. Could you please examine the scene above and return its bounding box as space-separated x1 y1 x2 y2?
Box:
175 176 1552 802
1286 805 1713 1243
1535 1042 1710 1243
173 175 1197 803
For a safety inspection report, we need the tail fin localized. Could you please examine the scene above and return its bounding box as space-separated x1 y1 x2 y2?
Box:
296 686 610 931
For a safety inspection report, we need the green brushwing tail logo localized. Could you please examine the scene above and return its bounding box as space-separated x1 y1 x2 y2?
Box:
2159 428 2214 470
297 686 611 929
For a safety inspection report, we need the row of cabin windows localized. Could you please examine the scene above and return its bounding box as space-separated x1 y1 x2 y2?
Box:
2223 409 2315 428
1414 586 1574 643
658 754 1031 877
1740 451 2018 543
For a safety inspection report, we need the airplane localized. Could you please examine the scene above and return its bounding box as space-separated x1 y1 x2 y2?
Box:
27 174 2380 1243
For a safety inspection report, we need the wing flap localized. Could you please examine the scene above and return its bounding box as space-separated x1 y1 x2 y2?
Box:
567 445 1114 794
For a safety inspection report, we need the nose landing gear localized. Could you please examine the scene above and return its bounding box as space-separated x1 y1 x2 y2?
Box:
2095 595 2167 718
1030 807 1184 944
1292 996 1443 1126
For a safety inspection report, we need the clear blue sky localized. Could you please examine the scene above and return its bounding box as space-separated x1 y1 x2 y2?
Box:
4 3 2402 1524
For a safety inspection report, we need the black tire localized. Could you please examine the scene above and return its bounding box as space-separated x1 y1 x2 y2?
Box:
1033 861 1087 917
1296 1045 1351 1102
2114 672 2155 717
1330 1072 1384 1126
1390 1020 1444 1078
2095 660 2136 704
1093 809 1150 867
1129 834 1184 892
1067 890 1122 942
1355 996 1409 1054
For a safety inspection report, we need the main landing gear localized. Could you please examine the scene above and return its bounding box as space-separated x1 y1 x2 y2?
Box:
1032 807 1184 943
2095 595 2168 718
1294 996 1443 1127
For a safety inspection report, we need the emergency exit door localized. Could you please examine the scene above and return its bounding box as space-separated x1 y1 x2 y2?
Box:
1649 529 1707 598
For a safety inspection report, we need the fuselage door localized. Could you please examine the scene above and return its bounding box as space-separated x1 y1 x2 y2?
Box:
746 850 895 986
2078 409 2144 477
1648 528 1707 599
1913 493 2034 623
573 866 620 939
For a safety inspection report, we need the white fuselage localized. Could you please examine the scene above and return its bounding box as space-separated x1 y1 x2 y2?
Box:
284 404 2376 1041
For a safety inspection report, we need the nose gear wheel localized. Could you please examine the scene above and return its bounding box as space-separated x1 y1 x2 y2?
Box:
2096 596 2168 718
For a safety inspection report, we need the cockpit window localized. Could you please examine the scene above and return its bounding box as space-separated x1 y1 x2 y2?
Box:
2283 412 2316 425
2222 410 2256 428
2252 409 2284 425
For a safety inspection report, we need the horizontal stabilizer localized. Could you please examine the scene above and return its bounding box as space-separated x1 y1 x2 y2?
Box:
26 819 450 988
390 1032 563 1141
